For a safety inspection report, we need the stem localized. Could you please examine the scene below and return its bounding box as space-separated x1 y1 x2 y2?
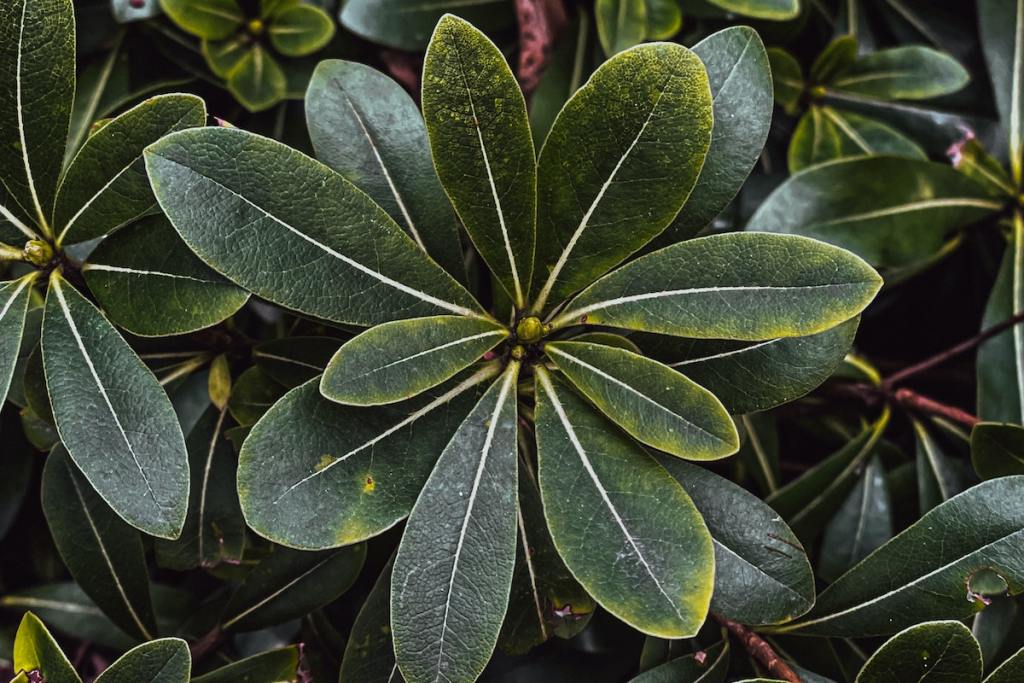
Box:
714 614 802 683
891 387 980 428
882 309 1024 389
189 626 223 662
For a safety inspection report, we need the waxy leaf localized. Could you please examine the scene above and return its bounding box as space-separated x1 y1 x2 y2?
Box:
658 457 814 625
914 418 970 513
499 464 594 654
986 647 1024 682
13 612 80 683
42 447 156 641
227 45 287 113
268 3 335 57
551 232 881 340
0 0 75 236
535 369 714 637
94 639 191 683
321 315 507 406
222 544 366 632
146 127 484 326
811 36 858 85
818 456 893 583
0 276 35 407
253 336 339 388
422 15 536 308
159 0 242 40
42 273 189 539
83 215 249 337
978 221 1024 424
340 0 514 51
750 157 1002 268
340 560 404 683
979 0 1024 182
54 94 206 245
154 406 246 571
1 584 136 651
768 409 890 543
773 476 1024 637
629 639 729 683
641 317 858 415
191 647 300 683
704 0 799 20
392 362 519 683
306 60 465 282
665 27 773 242
532 42 712 311
788 106 926 173
238 366 494 549
855 621 982 682
768 47 804 115
829 47 970 100
546 341 738 460
228 366 285 427
972 422 1024 479
644 0 682 40
595 0 646 56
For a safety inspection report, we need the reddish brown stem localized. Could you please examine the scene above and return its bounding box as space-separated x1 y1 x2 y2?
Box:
891 387 980 428
514 0 566 95
714 614 802 683
882 309 1024 389
189 626 224 662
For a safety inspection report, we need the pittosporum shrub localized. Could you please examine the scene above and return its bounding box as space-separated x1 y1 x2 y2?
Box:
2 1 1024 683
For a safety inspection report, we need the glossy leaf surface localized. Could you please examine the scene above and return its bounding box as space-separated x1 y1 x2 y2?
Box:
855 621 981 682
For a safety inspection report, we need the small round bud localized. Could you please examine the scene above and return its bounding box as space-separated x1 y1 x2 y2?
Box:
24 240 53 267
516 316 548 344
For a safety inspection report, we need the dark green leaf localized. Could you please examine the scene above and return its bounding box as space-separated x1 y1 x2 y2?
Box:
42 273 189 539
145 126 484 326
340 0 514 51
339 560 404 683
227 46 287 113
422 15 535 308
529 14 594 147
305 60 465 282
811 36 858 85
253 336 339 388
532 42 713 311
855 621 981 682
596 0 646 56
773 477 1024 637
703 0 799 20
914 418 970 513
0 583 135 652
228 366 285 427
818 455 893 583
0 0 75 237
986 647 1024 682
222 544 366 632
535 369 714 637
0 276 35 407
628 639 729 682
977 221 1024 424
658 457 814 625
0 409 34 539
546 341 738 460
42 446 156 640
829 46 970 100
54 94 206 245
972 422 1024 479
768 47 804 115
160 0 243 40
645 0 682 40
12 612 80 683
94 639 191 683
154 406 246 571
641 317 858 415
551 232 881 340
767 409 890 542
498 464 594 654
788 106 926 173
663 27 772 243
267 3 335 57
83 215 249 337
392 363 519 683
749 157 1002 269
978 0 1024 182
191 646 300 683
321 315 507 406
238 366 494 549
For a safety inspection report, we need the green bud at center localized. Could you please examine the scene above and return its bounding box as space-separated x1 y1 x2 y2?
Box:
516 316 548 344
24 240 53 267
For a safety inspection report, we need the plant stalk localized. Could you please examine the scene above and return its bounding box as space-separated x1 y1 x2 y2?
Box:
714 614 802 683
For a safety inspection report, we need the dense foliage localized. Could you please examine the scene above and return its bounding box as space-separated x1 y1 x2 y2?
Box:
1 1 1023 682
